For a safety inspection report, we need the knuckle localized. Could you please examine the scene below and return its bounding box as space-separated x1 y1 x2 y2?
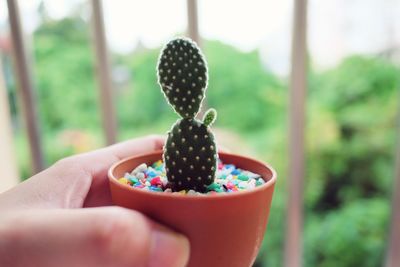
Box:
54 155 80 170
52 155 90 179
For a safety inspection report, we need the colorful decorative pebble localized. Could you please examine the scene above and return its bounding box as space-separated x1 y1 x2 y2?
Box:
117 160 265 195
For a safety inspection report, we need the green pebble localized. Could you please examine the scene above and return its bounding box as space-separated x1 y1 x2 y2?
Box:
155 166 163 171
129 177 139 184
207 183 220 191
238 174 249 181
214 188 224 193
152 187 163 192
256 179 263 186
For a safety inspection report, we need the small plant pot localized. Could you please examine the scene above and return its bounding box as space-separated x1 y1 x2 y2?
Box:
108 151 277 267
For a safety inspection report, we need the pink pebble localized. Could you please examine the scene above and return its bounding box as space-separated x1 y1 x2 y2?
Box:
151 176 162 186
226 181 234 189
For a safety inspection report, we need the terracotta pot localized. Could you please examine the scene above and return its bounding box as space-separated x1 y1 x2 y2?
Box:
108 151 277 267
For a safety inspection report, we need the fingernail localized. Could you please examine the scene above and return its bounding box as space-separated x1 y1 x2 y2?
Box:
149 227 190 267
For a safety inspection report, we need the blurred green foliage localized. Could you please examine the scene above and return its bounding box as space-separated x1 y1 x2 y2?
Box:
6 15 399 267
34 17 101 131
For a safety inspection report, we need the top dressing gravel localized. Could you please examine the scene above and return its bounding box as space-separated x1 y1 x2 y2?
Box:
118 159 265 195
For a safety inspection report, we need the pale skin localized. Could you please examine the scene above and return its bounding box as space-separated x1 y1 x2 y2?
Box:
0 135 190 267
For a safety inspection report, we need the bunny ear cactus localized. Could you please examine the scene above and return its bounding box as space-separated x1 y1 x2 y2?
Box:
157 37 218 192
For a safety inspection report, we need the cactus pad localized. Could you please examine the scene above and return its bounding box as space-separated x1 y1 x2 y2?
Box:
157 38 208 118
157 37 218 192
163 118 217 192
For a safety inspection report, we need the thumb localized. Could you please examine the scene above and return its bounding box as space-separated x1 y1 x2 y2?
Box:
0 207 189 267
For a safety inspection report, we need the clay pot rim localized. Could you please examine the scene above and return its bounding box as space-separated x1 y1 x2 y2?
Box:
108 150 277 200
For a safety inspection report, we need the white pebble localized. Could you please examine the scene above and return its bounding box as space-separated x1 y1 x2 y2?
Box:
248 179 256 189
132 163 147 175
244 171 261 179
239 181 248 188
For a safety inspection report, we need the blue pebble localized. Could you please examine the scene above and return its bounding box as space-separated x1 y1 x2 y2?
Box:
148 171 157 178
224 164 235 169
231 169 241 175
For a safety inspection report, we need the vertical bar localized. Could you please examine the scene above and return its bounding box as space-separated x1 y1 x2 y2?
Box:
0 55 20 192
187 0 200 45
385 95 400 267
186 0 208 118
284 0 308 267
6 0 44 173
91 0 117 145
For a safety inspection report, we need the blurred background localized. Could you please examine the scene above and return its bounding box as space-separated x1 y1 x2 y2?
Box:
0 0 399 266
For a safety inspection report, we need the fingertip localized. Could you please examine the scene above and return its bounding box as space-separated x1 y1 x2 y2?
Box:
147 134 166 150
149 227 190 267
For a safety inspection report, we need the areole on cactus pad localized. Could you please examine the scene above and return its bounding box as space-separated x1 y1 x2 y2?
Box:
157 37 218 192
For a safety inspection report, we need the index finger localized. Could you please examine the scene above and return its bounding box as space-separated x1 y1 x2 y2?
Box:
64 135 166 207
0 135 165 210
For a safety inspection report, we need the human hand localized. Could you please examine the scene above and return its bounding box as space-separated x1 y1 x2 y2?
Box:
0 135 189 267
